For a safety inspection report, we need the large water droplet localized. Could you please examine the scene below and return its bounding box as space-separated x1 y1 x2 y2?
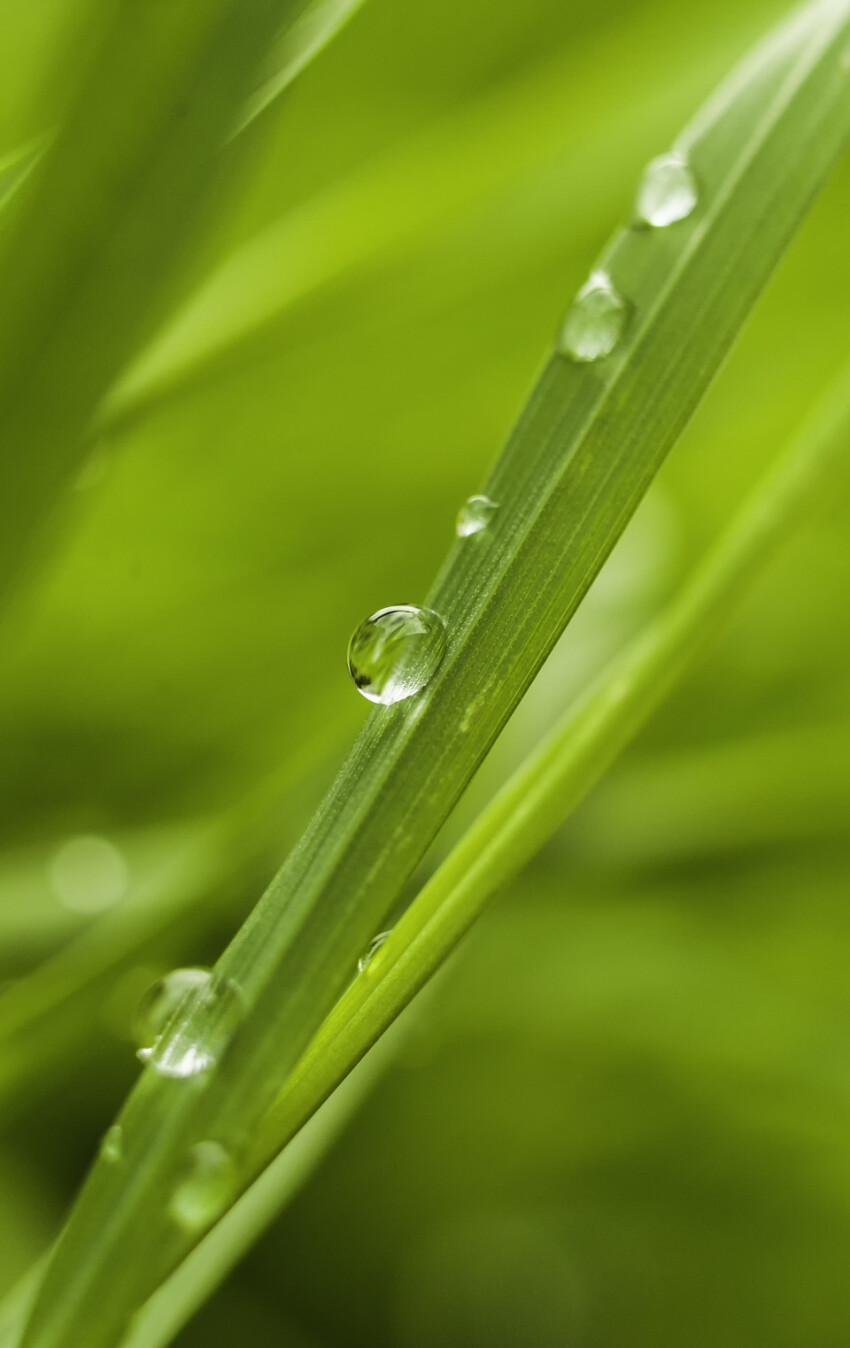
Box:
348 606 447 706
99 1125 124 1165
169 1141 238 1233
135 968 243 1079
636 153 698 227
358 931 391 974
50 835 129 914
456 495 499 538
559 272 627 363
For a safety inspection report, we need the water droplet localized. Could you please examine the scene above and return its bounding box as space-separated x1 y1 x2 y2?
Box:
636 153 698 227
559 271 627 363
348 606 447 706
135 968 243 1079
99 1125 124 1164
358 931 391 974
49 835 129 914
456 495 499 538
169 1141 237 1233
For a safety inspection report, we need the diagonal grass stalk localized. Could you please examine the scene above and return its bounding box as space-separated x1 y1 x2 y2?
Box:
0 0 310 613
258 360 850 1164
7 353 844 1348
19 5 850 1346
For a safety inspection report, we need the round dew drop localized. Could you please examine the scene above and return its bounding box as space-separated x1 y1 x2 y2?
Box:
169 1141 238 1233
636 153 698 228
348 606 447 706
358 930 391 974
559 271 627 363
456 494 499 538
134 967 243 1080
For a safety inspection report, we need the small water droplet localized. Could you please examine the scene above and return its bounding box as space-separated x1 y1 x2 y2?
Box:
559 271 627 363
50 835 129 914
135 968 243 1079
456 495 499 538
169 1141 237 1233
636 153 698 227
99 1125 124 1164
358 931 391 974
348 606 447 706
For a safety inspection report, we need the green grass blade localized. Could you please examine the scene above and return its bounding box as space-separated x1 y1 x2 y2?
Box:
237 0 367 134
256 361 850 1160
101 8 740 431
119 1032 394 1348
0 0 307 613
19 6 850 1347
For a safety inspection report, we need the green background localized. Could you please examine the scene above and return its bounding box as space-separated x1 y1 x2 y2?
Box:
1 0 849 1342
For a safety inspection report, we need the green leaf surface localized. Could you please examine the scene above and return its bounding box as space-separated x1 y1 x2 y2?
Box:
258 360 850 1163
0 0 308 612
19 4 850 1347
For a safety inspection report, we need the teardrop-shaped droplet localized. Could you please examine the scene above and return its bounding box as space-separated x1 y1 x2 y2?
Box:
348 606 447 706
559 272 627 363
135 968 243 1079
358 930 391 974
99 1124 124 1165
169 1141 238 1233
456 495 499 538
636 153 698 228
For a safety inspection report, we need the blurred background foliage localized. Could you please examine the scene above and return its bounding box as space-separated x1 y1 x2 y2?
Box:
0 0 849 1343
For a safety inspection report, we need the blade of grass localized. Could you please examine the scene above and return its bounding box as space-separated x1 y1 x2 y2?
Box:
14 352 847 1348
119 1026 399 1348
257 359 850 1158
0 0 309 614
20 6 850 1347
100 3 751 433
237 0 366 134
0 720 346 1123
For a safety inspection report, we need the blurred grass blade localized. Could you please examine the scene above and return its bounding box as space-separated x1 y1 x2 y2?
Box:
120 1033 394 1348
102 12 734 430
0 138 47 212
256 361 850 1160
0 0 308 613
20 6 850 1348
237 0 366 133
572 713 850 866
0 727 341 1123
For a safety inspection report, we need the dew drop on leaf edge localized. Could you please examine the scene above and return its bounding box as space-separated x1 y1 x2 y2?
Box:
559 271 627 363
134 967 243 1080
636 152 698 228
169 1141 238 1233
358 930 391 973
348 606 447 706
456 494 499 538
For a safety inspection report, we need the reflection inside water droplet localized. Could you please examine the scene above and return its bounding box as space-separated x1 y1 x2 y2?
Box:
135 968 243 1079
559 271 627 363
169 1141 238 1233
636 153 698 227
456 495 499 538
348 606 447 706
358 931 391 974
